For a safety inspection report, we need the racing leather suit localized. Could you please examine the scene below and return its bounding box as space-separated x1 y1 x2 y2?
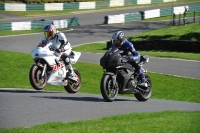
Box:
41 30 74 76
111 40 145 82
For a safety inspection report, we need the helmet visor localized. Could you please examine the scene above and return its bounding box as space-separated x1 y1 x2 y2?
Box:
112 39 121 47
44 31 52 39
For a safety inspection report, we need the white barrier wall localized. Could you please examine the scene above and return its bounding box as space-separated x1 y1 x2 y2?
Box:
12 22 31 31
79 2 96 9
5 3 26 11
174 6 189 15
137 0 151 5
144 9 160 19
45 3 63 11
53 20 68 28
109 0 124 7
107 14 125 24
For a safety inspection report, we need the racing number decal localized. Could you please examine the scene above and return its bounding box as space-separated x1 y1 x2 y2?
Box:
50 63 64 71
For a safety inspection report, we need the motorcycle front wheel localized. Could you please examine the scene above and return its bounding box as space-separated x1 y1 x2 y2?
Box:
100 75 118 102
64 68 81 93
134 74 152 101
29 65 47 90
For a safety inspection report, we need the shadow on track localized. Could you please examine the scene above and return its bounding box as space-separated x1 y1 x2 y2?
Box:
0 89 139 102
31 95 138 102
0 89 60 93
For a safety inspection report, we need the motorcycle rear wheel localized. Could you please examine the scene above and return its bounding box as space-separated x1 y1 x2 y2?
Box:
29 65 47 90
64 68 81 93
134 74 152 101
100 75 118 102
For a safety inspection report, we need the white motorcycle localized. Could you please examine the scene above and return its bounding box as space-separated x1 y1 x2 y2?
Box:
29 41 81 93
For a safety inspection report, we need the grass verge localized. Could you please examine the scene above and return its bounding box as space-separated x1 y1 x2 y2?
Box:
72 43 200 61
128 23 200 41
0 111 199 132
0 50 200 103
0 28 69 36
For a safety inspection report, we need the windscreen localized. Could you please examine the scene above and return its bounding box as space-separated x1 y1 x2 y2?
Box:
105 47 122 60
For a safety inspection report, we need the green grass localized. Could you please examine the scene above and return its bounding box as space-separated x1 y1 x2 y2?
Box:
128 23 200 41
0 50 200 103
0 111 199 132
1 10 82 17
73 43 200 61
0 28 68 36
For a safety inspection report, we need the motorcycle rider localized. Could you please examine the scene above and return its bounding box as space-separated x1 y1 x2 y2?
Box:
41 23 77 82
111 31 146 86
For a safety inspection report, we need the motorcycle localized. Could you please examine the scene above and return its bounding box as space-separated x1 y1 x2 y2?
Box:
100 46 152 102
29 41 81 93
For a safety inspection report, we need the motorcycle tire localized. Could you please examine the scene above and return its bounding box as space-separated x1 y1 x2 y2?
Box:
64 68 81 93
134 74 152 101
29 65 47 90
100 75 118 102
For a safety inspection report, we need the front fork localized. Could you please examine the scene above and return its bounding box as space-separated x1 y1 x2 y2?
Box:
111 75 117 89
37 63 47 77
104 70 118 89
41 64 47 77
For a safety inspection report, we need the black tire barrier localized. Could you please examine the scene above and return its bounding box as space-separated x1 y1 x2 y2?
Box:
139 11 144 20
104 16 108 24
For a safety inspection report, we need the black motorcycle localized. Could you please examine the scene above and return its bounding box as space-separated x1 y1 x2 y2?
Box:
100 47 152 102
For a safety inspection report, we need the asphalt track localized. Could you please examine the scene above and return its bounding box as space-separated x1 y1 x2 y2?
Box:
0 2 200 128
0 88 200 128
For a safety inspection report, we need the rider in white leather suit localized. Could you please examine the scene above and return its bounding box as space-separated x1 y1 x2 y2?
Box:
41 24 77 81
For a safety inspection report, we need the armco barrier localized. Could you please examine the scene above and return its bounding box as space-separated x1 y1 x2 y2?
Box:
31 20 53 30
125 12 142 22
104 12 142 24
67 17 80 27
0 22 12 31
0 17 80 31
188 5 200 13
160 7 172 17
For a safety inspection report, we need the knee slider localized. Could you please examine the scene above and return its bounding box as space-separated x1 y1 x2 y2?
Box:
65 57 70 65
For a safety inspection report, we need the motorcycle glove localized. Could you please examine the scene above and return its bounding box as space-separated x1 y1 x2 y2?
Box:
49 46 56 51
55 48 65 53
41 40 47 44
128 56 139 61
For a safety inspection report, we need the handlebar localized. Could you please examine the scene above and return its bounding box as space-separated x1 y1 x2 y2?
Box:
121 55 129 63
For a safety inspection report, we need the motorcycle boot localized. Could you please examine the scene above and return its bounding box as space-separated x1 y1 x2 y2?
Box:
66 65 78 83
68 71 78 82
139 78 148 87
61 52 78 83
62 69 78 84
137 70 148 87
